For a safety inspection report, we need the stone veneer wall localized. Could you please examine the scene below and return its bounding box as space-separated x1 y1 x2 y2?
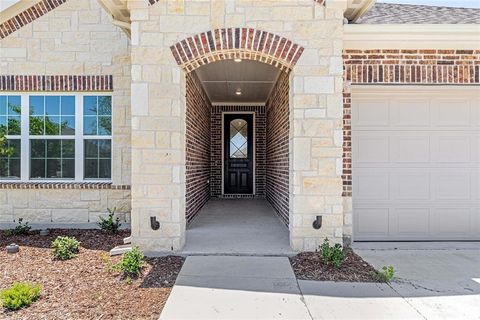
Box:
0 184 131 227
341 48 480 244
266 72 290 226
0 0 132 226
210 105 266 198
185 73 211 222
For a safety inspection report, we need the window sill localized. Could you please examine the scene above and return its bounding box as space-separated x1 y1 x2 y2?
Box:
0 182 130 190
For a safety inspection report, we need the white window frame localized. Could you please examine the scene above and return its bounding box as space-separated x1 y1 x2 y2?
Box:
0 92 113 183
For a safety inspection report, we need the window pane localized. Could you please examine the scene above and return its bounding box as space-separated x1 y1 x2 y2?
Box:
61 96 75 115
30 96 44 116
83 96 97 115
98 159 111 178
31 139 46 158
45 116 60 135
8 96 21 115
229 119 248 158
30 159 45 178
98 140 111 158
84 139 98 158
62 140 75 158
84 159 98 178
45 96 60 115
62 159 75 178
29 116 45 135
98 96 111 115
47 140 61 158
0 96 6 114
60 116 75 135
46 159 61 178
7 116 21 135
98 116 111 135
84 116 97 135
0 116 6 135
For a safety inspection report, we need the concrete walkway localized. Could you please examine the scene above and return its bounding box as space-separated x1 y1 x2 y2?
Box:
182 199 292 255
160 246 480 320
159 256 311 319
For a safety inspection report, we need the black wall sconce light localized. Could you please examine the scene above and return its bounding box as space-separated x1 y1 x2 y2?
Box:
312 215 322 229
150 216 160 230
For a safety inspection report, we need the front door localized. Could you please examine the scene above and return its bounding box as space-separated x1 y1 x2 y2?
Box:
224 114 254 194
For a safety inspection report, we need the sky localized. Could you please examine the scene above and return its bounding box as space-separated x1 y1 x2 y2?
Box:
378 0 480 8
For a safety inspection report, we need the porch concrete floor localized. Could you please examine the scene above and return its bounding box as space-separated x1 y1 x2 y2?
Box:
182 199 293 255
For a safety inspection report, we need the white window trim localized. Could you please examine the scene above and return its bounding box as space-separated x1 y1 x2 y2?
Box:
0 92 113 183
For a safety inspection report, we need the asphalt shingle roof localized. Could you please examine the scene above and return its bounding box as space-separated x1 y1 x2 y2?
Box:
356 2 480 24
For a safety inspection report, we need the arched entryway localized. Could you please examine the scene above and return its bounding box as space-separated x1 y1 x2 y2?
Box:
173 28 304 254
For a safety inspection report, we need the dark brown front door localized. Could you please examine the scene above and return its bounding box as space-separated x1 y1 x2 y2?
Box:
224 114 253 194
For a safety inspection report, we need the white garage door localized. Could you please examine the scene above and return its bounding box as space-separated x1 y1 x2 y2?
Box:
352 87 480 241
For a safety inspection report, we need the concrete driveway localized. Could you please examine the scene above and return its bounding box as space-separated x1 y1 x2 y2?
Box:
354 242 480 320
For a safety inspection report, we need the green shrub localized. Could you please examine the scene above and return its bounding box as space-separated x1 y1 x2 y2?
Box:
373 265 395 282
98 207 121 234
113 246 145 278
51 236 80 260
0 282 41 311
4 218 31 236
320 238 345 268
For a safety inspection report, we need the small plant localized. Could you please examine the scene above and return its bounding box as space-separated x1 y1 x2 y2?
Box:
113 246 145 278
320 238 345 268
98 207 121 234
0 282 41 311
373 265 395 282
51 236 80 260
4 218 32 236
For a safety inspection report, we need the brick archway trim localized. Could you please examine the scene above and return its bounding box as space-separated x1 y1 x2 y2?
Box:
0 0 67 39
170 28 304 73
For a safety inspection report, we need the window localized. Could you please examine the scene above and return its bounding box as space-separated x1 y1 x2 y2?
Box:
0 94 112 182
0 139 20 179
30 139 75 179
83 96 112 179
0 96 21 180
229 119 248 158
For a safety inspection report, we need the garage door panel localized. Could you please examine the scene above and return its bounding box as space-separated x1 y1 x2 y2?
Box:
434 173 471 200
391 173 430 200
390 135 430 163
433 136 471 163
394 208 431 236
390 100 430 126
354 208 390 237
353 171 389 200
432 99 472 126
353 88 479 241
432 208 471 237
354 100 390 127
353 135 389 163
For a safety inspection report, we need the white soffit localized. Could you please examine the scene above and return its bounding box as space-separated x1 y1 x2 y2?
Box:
195 59 281 105
344 24 480 49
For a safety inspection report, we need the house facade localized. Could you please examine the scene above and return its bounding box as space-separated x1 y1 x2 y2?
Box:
0 0 479 254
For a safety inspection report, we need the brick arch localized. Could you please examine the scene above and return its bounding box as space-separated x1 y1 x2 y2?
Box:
170 28 305 73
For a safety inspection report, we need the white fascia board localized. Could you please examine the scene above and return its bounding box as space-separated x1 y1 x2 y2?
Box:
344 24 480 49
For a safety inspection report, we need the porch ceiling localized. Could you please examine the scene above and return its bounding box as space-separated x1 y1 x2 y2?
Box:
195 59 281 105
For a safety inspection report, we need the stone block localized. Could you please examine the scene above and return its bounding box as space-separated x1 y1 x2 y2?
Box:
51 209 89 223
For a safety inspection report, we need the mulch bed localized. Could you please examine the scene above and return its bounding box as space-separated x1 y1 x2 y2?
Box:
0 229 185 320
290 248 379 282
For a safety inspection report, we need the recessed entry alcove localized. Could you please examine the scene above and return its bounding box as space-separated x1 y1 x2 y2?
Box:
183 58 292 254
